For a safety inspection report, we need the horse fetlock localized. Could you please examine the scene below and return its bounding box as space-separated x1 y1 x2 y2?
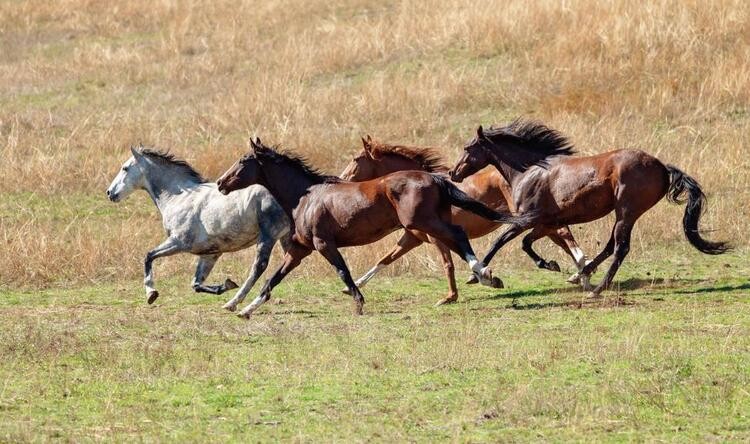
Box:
579 274 594 291
353 299 364 316
222 300 238 312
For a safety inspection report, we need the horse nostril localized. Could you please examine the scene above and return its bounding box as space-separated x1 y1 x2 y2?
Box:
106 189 111 196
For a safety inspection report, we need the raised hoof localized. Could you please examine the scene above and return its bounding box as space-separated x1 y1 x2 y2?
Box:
435 296 458 306
490 276 504 289
465 274 479 285
546 260 561 272
341 287 353 296
222 302 237 312
147 290 159 305
586 291 603 299
224 279 239 290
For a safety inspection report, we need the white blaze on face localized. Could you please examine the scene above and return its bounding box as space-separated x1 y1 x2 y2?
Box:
107 157 141 201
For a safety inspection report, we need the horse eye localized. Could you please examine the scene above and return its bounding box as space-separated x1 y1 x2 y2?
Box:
122 166 129 172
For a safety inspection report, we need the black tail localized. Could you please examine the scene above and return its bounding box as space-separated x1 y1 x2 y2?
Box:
664 164 729 255
432 174 531 226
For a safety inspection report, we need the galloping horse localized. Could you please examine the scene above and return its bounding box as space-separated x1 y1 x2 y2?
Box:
449 120 729 297
106 146 290 308
217 138 529 318
340 136 591 304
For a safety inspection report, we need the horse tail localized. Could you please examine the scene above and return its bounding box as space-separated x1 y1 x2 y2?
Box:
664 164 729 255
431 174 530 226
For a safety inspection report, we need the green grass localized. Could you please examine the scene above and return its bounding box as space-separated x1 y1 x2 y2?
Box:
1 251 749 441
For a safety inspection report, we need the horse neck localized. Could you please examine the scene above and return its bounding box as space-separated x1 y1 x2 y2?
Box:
258 162 321 216
141 164 203 211
485 143 535 187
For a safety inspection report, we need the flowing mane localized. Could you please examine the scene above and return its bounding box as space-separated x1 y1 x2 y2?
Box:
369 141 448 173
139 147 207 183
253 142 341 184
484 119 576 159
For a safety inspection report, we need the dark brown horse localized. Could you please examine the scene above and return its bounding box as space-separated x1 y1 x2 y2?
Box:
339 136 591 305
449 119 729 297
216 138 528 317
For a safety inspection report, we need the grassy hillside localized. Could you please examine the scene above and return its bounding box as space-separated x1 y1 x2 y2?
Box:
1 0 747 288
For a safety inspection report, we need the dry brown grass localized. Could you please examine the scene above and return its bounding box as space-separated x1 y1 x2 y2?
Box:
1 0 748 288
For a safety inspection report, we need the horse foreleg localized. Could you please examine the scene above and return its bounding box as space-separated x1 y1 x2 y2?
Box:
522 227 561 272
574 225 617 291
143 238 184 304
343 230 423 295
548 226 594 284
588 219 634 298
237 241 311 319
466 224 526 285
192 254 239 295
314 237 366 316
223 235 276 312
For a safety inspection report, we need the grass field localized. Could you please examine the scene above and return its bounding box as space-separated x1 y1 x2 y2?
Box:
2 0 750 441
2 253 749 441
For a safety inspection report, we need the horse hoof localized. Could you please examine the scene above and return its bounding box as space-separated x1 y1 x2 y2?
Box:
237 310 252 319
587 291 602 299
353 300 364 315
147 290 159 305
224 279 239 290
567 273 581 284
222 302 237 312
547 260 561 272
341 287 353 296
465 274 479 285
435 296 458 306
490 276 504 289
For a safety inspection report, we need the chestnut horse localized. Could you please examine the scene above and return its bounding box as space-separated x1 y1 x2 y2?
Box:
449 119 729 297
217 138 528 317
340 136 591 305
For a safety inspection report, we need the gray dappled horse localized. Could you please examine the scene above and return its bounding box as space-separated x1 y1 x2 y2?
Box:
106 146 291 310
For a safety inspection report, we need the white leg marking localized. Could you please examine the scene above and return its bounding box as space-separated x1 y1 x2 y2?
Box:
354 264 385 288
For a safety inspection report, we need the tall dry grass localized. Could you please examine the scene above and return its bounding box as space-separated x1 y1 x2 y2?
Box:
1 0 748 289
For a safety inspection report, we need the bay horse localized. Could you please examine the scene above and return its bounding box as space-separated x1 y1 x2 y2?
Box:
106 146 291 308
339 136 591 305
216 138 529 318
448 120 729 297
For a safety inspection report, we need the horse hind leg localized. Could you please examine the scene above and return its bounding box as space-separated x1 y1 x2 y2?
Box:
192 254 239 295
407 218 501 289
222 236 276 312
430 239 460 306
344 230 423 295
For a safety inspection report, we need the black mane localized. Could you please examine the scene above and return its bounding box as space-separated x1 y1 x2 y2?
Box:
484 119 576 158
252 142 341 184
139 148 207 183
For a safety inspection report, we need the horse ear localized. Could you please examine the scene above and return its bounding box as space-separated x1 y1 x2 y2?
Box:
361 136 373 157
130 145 141 159
476 125 484 139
